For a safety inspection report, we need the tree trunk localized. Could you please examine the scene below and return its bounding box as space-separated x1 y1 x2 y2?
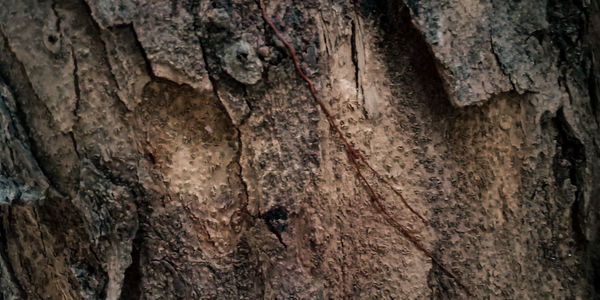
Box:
0 0 598 298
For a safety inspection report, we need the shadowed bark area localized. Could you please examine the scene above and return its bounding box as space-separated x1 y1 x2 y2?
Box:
0 0 599 299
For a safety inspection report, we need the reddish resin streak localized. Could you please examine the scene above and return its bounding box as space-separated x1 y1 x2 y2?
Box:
258 0 471 296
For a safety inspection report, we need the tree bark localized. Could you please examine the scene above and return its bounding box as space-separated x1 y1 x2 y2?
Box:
0 0 598 298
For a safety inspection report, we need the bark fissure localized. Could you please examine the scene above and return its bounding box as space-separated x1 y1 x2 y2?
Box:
351 19 360 96
70 46 81 121
553 108 587 245
119 224 143 300
50 0 62 38
588 54 599 124
236 138 254 219
129 24 156 79
69 132 80 160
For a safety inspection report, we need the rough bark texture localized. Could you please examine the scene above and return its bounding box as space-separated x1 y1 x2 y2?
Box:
0 0 598 299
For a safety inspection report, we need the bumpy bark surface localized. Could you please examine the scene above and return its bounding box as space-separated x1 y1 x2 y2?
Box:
0 0 598 299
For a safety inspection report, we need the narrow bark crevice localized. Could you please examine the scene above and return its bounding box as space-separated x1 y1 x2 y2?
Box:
50 0 62 33
129 25 156 79
589 53 599 124
70 45 81 119
350 19 360 95
235 129 256 220
552 108 587 246
490 37 518 93
119 224 143 300
593 254 600 297
69 132 81 160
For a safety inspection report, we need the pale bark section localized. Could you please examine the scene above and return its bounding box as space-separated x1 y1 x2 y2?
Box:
0 0 598 299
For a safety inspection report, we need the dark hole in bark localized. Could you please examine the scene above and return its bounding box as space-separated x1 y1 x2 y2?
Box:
263 206 288 247
47 35 58 44
263 206 288 232
119 227 143 300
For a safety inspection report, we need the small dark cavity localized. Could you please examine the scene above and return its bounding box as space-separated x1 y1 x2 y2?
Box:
145 152 156 164
263 206 288 232
263 206 288 248
48 35 58 44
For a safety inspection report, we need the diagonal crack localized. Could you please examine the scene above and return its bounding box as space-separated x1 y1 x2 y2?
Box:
0 27 64 193
78 0 131 113
129 24 156 79
490 35 518 92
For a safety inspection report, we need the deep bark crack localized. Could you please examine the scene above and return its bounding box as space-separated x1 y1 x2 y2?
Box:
70 46 81 122
351 13 369 119
553 108 587 245
129 24 156 80
119 222 143 299
351 19 360 95
69 45 82 161
50 0 63 36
